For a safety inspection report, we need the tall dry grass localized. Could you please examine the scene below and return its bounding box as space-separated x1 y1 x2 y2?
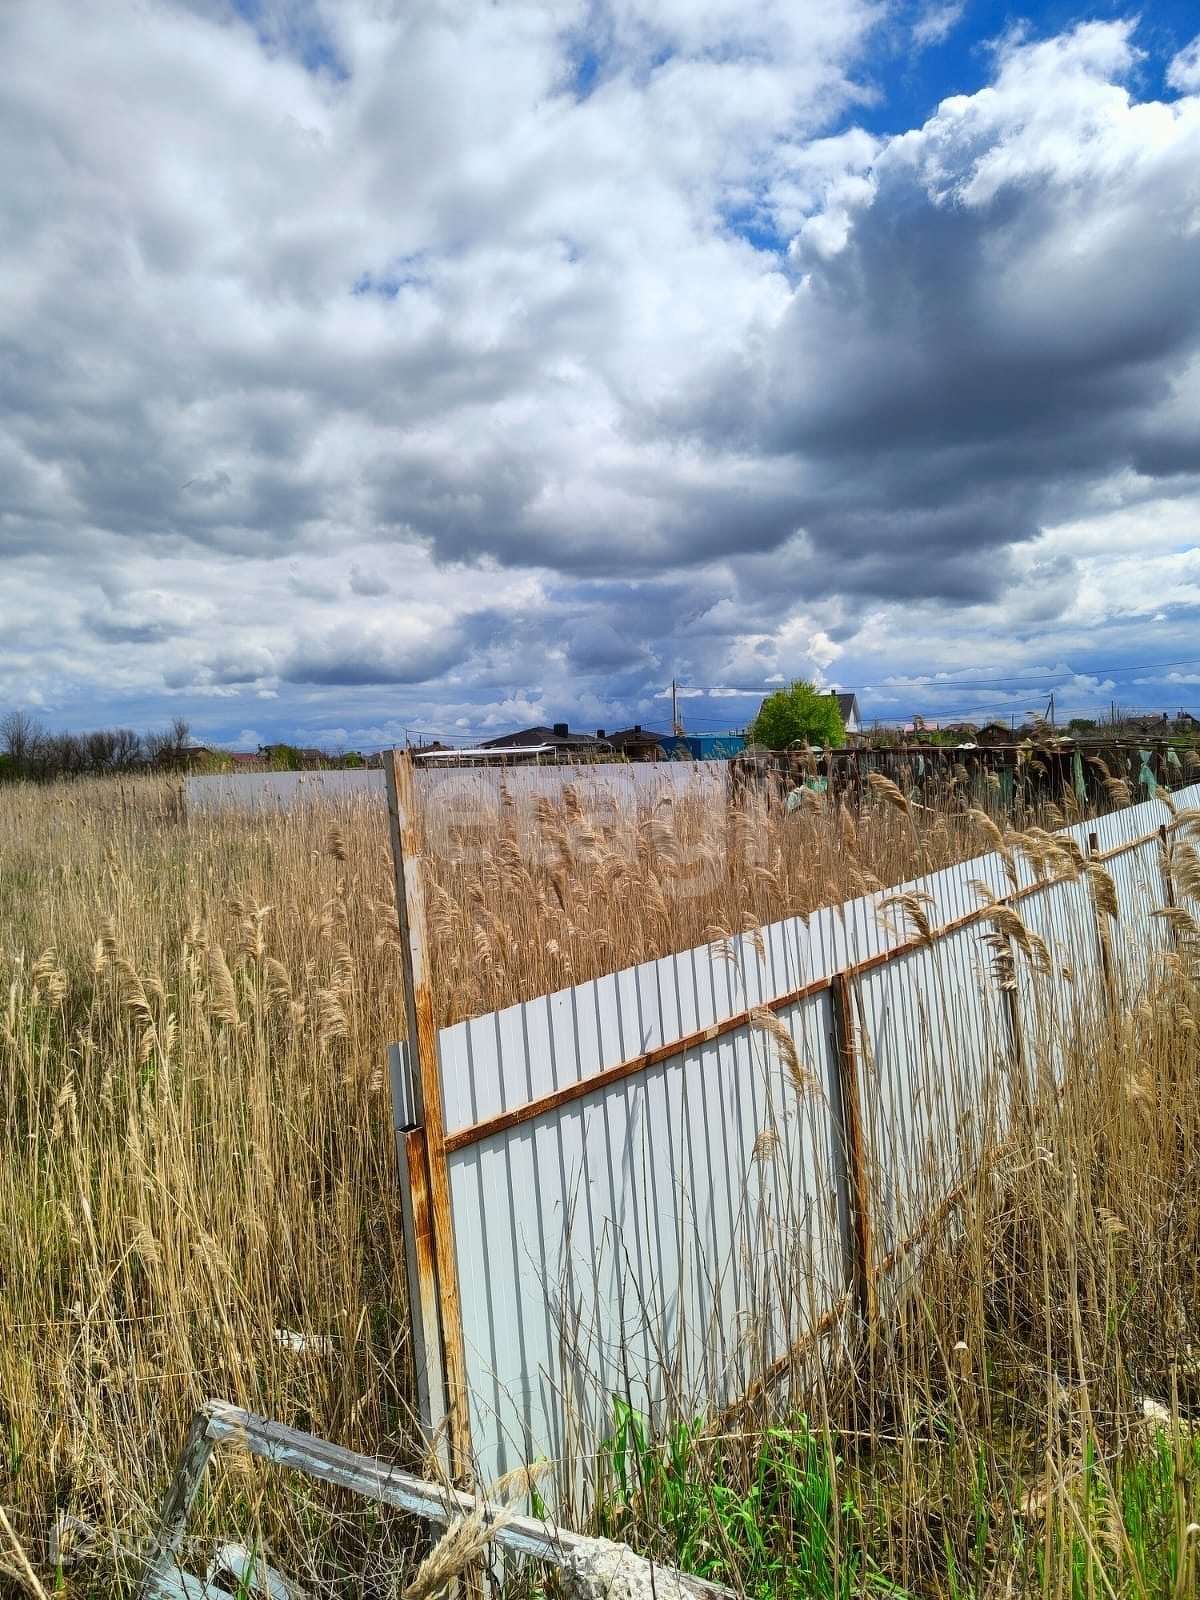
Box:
419 766 1090 1025
856 939 1200 1595
0 777 416 1593
0 766 1191 1598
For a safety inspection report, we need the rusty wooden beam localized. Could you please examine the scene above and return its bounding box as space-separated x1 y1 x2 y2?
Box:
1087 830 1117 1012
830 972 874 1324
444 977 833 1153
1158 823 1178 951
395 1124 448 1450
385 749 472 1480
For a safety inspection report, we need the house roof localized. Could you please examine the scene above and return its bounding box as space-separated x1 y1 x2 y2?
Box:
605 726 671 749
477 725 607 750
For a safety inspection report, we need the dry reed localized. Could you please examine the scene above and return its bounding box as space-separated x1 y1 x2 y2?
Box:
0 766 1191 1598
0 777 412 1593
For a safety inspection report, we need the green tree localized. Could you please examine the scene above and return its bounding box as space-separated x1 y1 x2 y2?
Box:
748 680 845 750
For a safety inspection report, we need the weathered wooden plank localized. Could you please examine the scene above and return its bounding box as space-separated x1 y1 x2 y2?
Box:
442 975 834 1153
441 806 1195 1160
386 749 472 1478
396 1125 448 1452
829 972 873 1324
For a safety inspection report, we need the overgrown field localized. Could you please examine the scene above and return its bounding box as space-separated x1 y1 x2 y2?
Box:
1 772 1199 1597
418 763 1088 1024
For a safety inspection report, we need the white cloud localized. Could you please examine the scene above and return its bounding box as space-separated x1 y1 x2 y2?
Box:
911 2 963 50
1 6 1200 740
1168 34 1200 94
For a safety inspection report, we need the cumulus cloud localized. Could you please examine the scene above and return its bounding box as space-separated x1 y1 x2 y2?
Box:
911 2 964 49
1168 34 1200 93
1 3 1200 742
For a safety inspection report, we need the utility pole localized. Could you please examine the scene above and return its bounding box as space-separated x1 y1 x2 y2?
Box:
671 678 683 737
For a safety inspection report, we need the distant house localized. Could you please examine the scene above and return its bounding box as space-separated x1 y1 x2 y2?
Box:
976 723 1011 747
602 725 673 760
154 741 211 771
472 723 610 761
827 693 861 735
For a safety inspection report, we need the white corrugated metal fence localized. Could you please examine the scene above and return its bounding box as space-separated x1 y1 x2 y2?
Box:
387 764 1198 1507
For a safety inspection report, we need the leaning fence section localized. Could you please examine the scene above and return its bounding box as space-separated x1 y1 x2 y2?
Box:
386 759 1200 1507
186 768 386 811
185 758 730 815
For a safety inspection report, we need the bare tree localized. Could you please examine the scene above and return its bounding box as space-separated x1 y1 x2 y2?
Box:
110 728 144 771
43 730 86 776
86 729 118 772
1 710 42 777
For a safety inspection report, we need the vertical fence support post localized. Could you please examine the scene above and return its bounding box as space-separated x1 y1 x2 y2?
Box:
1087 831 1118 1018
385 750 473 1481
394 1122 450 1451
1158 823 1178 952
829 972 874 1324
994 930 1029 1095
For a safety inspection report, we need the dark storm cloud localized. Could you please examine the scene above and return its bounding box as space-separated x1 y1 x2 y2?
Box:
653 32 1200 605
564 619 657 673
279 620 476 686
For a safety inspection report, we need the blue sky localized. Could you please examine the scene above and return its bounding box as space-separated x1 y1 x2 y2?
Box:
858 0 1200 130
2 0 1200 748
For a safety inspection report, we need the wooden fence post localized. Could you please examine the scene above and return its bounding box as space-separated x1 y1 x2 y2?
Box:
997 936 1028 1093
1087 831 1118 1017
1158 823 1178 951
394 1122 450 1450
385 750 473 1481
829 972 874 1324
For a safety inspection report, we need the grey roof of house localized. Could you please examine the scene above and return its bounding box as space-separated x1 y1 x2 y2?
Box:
476 725 606 750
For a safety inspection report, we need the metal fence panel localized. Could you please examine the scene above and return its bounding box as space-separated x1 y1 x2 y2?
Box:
446 986 844 1489
186 769 385 811
416 759 728 810
1012 873 1105 1088
393 782 1200 1503
853 918 1005 1262
185 757 730 817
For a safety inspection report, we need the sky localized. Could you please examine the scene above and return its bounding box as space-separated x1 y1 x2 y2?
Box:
2 0 1200 749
